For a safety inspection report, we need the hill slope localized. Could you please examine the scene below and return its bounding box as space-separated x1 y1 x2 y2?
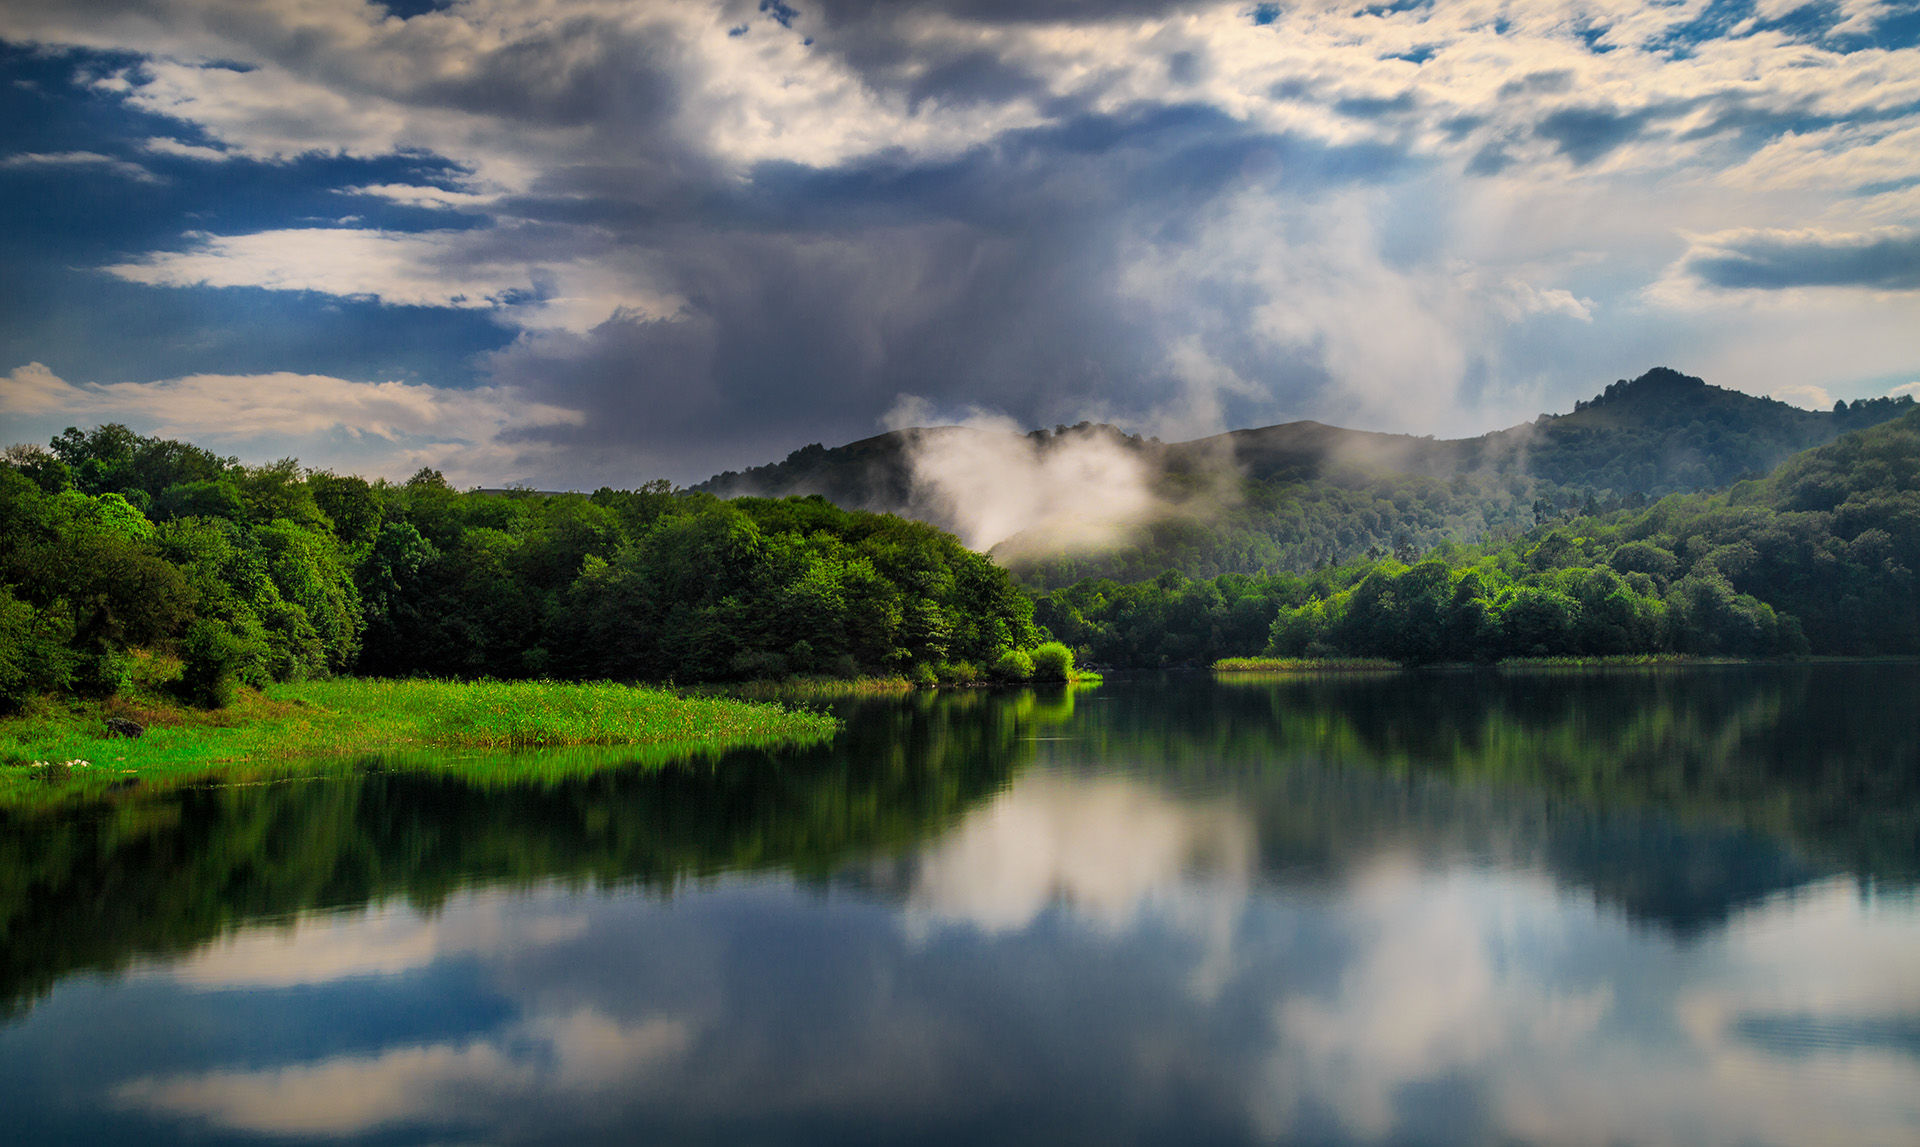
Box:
699 369 1915 584
1034 406 1920 668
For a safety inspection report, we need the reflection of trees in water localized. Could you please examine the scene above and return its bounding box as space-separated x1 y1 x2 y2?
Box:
1073 667 1920 930
0 691 1046 1019
4 671 1911 1016
1237 764 1824 937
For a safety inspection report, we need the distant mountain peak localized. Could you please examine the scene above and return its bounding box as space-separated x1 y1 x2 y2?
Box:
1620 366 1703 392
1580 367 1711 409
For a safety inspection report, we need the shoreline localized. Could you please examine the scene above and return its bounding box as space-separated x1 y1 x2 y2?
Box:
0 678 838 794
1212 654 1920 673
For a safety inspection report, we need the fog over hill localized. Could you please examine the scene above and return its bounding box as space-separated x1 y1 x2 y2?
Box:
700 369 1917 582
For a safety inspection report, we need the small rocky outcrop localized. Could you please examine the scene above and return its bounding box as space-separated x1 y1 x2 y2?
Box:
104 717 145 739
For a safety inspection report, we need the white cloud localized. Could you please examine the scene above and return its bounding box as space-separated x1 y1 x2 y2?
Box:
103 228 535 310
119 1042 523 1136
117 1011 692 1136
140 136 230 162
1249 865 1920 1145
0 149 159 182
1 360 581 441
1115 186 1582 436
905 770 1256 935
0 361 586 484
138 894 589 989
343 182 496 211
1771 383 1834 409
101 228 676 331
1497 880 1920 1146
0 0 1914 468
1255 858 1617 1139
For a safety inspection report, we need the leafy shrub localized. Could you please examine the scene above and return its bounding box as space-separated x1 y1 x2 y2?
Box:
933 660 979 686
729 649 789 679
990 647 1034 682
0 588 72 710
176 619 255 708
1029 641 1075 681
72 649 135 698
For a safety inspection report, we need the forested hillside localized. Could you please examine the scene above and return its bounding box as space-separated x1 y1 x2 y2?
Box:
5 387 1914 706
0 426 1044 709
1036 408 1920 666
701 369 1915 587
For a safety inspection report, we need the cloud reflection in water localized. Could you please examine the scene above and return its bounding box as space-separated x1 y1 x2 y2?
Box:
80 767 1920 1145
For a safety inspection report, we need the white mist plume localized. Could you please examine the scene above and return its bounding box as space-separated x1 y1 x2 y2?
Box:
882 396 1170 557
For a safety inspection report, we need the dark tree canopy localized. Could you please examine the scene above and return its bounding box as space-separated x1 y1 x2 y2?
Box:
1036 409 1920 666
0 425 1042 709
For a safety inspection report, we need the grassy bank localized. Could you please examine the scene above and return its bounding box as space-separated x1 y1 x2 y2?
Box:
696 667 1104 700
0 678 839 787
699 675 918 700
1214 657 1400 673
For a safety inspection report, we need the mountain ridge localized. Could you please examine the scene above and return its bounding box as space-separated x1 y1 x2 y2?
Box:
705 368 1909 501
697 369 1915 584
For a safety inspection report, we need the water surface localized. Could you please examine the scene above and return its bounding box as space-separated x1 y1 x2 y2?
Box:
3 666 1918 1145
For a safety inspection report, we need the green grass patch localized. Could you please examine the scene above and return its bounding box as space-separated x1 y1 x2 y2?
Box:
1214 657 1400 673
0 678 838 792
696 675 917 700
697 669 1103 700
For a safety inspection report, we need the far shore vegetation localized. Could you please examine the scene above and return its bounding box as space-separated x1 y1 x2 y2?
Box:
1213 657 1398 673
1 425 1080 723
0 397 1912 730
1041 408 1918 668
697 652 1100 701
1213 654 1756 673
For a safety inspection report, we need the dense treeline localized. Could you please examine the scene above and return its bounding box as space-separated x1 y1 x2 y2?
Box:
1036 408 1920 666
5 397 1912 700
0 425 1045 709
1490 367 1914 492
1012 468 1577 588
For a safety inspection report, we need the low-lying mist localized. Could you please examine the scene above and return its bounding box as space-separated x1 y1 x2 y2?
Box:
884 401 1192 559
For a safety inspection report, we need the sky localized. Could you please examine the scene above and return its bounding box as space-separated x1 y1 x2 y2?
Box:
0 0 1916 488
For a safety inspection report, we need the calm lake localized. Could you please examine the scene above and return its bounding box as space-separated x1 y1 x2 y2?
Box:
3 665 1918 1145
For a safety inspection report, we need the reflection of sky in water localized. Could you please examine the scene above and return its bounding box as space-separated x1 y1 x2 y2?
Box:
6 766 1917 1146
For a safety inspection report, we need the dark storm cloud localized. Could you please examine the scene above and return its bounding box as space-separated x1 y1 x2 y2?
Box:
477 102 1423 479
7 0 1919 485
752 0 1223 121
902 48 1050 112
402 20 685 131
1498 70 1575 97
1334 91 1416 119
804 0 1209 25
1465 142 1514 176
1533 104 1654 165
1685 229 1920 292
